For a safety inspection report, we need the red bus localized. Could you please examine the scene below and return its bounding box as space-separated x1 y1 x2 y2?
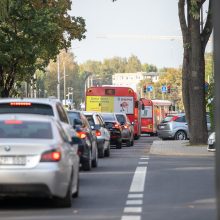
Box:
86 86 141 139
140 98 172 135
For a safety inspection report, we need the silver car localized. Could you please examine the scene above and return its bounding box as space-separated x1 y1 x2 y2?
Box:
83 112 110 158
0 114 79 207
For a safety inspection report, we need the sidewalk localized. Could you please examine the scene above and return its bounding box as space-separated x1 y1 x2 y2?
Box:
150 140 215 156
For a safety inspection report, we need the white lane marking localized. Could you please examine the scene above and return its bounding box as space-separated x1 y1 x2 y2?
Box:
138 161 148 165
80 171 134 175
126 200 143 205
129 167 147 193
140 157 149 160
121 216 141 220
124 207 142 213
128 194 143 199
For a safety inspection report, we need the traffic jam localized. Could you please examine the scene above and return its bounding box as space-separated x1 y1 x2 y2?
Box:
0 86 188 208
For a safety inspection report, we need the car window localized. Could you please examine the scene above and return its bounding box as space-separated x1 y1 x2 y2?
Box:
85 115 95 126
175 116 186 123
116 114 126 124
0 103 54 116
0 120 53 139
96 115 104 126
57 104 69 123
101 113 115 121
68 111 80 123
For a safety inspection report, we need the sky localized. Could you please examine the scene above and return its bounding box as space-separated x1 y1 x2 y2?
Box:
70 0 212 69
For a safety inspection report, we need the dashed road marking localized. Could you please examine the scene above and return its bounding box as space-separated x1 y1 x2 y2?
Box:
124 207 142 213
126 200 143 205
121 216 141 220
129 167 147 193
128 194 143 199
138 161 148 165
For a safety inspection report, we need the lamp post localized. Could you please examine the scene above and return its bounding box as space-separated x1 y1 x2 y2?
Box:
57 54 60 100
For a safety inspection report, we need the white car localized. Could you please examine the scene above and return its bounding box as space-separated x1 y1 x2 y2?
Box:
0 114 79 207
208 132 215 152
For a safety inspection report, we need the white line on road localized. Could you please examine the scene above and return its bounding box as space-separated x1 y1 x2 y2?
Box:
124 207 142 213
128 194 143 199
126 200 143 205
129 167 147 193
121 216 141 220
138 161 148 165
140 157 149 160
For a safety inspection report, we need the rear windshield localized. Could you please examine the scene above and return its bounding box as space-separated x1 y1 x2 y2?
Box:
0 121 53 139
116 114 126 124
84 115 95 126
67 112 80 122
0 103 54 116
161 116 175 123
101 114 115 122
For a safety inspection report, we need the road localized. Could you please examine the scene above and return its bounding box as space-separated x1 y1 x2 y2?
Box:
0 136 216 220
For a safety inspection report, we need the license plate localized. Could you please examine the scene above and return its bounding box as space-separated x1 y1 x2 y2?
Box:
0 156 26 165
160 125 165 129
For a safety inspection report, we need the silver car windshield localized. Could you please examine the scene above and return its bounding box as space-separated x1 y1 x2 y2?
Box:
0 120 53 139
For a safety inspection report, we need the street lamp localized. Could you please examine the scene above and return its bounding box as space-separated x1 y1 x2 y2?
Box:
57 54 60 100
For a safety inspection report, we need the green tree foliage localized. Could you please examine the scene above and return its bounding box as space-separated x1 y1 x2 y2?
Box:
0 0 86 97
142 63 158 72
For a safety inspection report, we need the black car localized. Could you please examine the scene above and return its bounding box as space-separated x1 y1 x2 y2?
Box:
67 110 98 171
101 112 123 149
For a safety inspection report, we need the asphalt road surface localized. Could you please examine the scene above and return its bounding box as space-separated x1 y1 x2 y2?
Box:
0 136 216 220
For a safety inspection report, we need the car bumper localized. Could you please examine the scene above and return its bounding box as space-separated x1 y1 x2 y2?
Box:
157 130 175 139
0 164 70 198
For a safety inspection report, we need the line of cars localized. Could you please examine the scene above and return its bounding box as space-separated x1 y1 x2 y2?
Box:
0 98 136 207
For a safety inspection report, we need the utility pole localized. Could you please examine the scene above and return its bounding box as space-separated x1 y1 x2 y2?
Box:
57 54 60 100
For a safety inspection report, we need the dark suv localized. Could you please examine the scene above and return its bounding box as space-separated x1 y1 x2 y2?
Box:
101 112 122 149
67 110 98 171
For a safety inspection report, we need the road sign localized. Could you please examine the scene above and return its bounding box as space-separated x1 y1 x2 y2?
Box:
161 85 167 93
147 85 153 92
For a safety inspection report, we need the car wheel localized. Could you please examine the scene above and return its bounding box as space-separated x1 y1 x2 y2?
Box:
116 141 122 149
104 142 110 157
98 143 105 158
82 150 92 171
72 172 79 198
175 130 187 140
126 140 131 147
92 148 98 168
131 137 134 146
54 175 72 207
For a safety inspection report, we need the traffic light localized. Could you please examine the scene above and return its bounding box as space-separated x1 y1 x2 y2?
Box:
143 85 146 93
167 85 171 93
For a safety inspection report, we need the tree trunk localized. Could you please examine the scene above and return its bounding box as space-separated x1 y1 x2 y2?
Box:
178 0 212 145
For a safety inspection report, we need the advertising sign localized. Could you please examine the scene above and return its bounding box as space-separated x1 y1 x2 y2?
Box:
86 96 134 114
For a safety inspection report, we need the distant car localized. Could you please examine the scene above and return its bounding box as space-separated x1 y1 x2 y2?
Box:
0 114 79 208
115 112 134 147
83 112 111 158
101 113 123 149
208 132 215 152
67 110 98 171
157 113 211 140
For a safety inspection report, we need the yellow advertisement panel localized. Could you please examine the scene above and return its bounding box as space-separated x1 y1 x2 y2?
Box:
86 96 101 112
86 96 114 112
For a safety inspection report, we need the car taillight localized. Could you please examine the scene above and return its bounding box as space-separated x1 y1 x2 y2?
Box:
95 130 101 136
10 102 32 106
77 131 87 139
114 123 120 129
40 150 61 162
123 125 128 129
4 120 23 124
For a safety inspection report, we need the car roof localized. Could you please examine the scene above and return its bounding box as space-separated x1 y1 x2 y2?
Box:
0 98 61 105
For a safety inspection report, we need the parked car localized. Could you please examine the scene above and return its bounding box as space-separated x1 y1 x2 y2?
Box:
208 132 215 152
83 112 111 158
100 113 123 149
0 114 79 207
157 113 211 140
0 98 76 139
115 112 134 147
67 110 98 171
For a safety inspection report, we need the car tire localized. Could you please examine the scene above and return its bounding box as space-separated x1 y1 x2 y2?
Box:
126 140 131 147
82 151 92 171
98 144 105 158
72 172 79 198
54 175 72 208
175 130 187 140
104 142 110 157
116 141 122 149
92 148 98 168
